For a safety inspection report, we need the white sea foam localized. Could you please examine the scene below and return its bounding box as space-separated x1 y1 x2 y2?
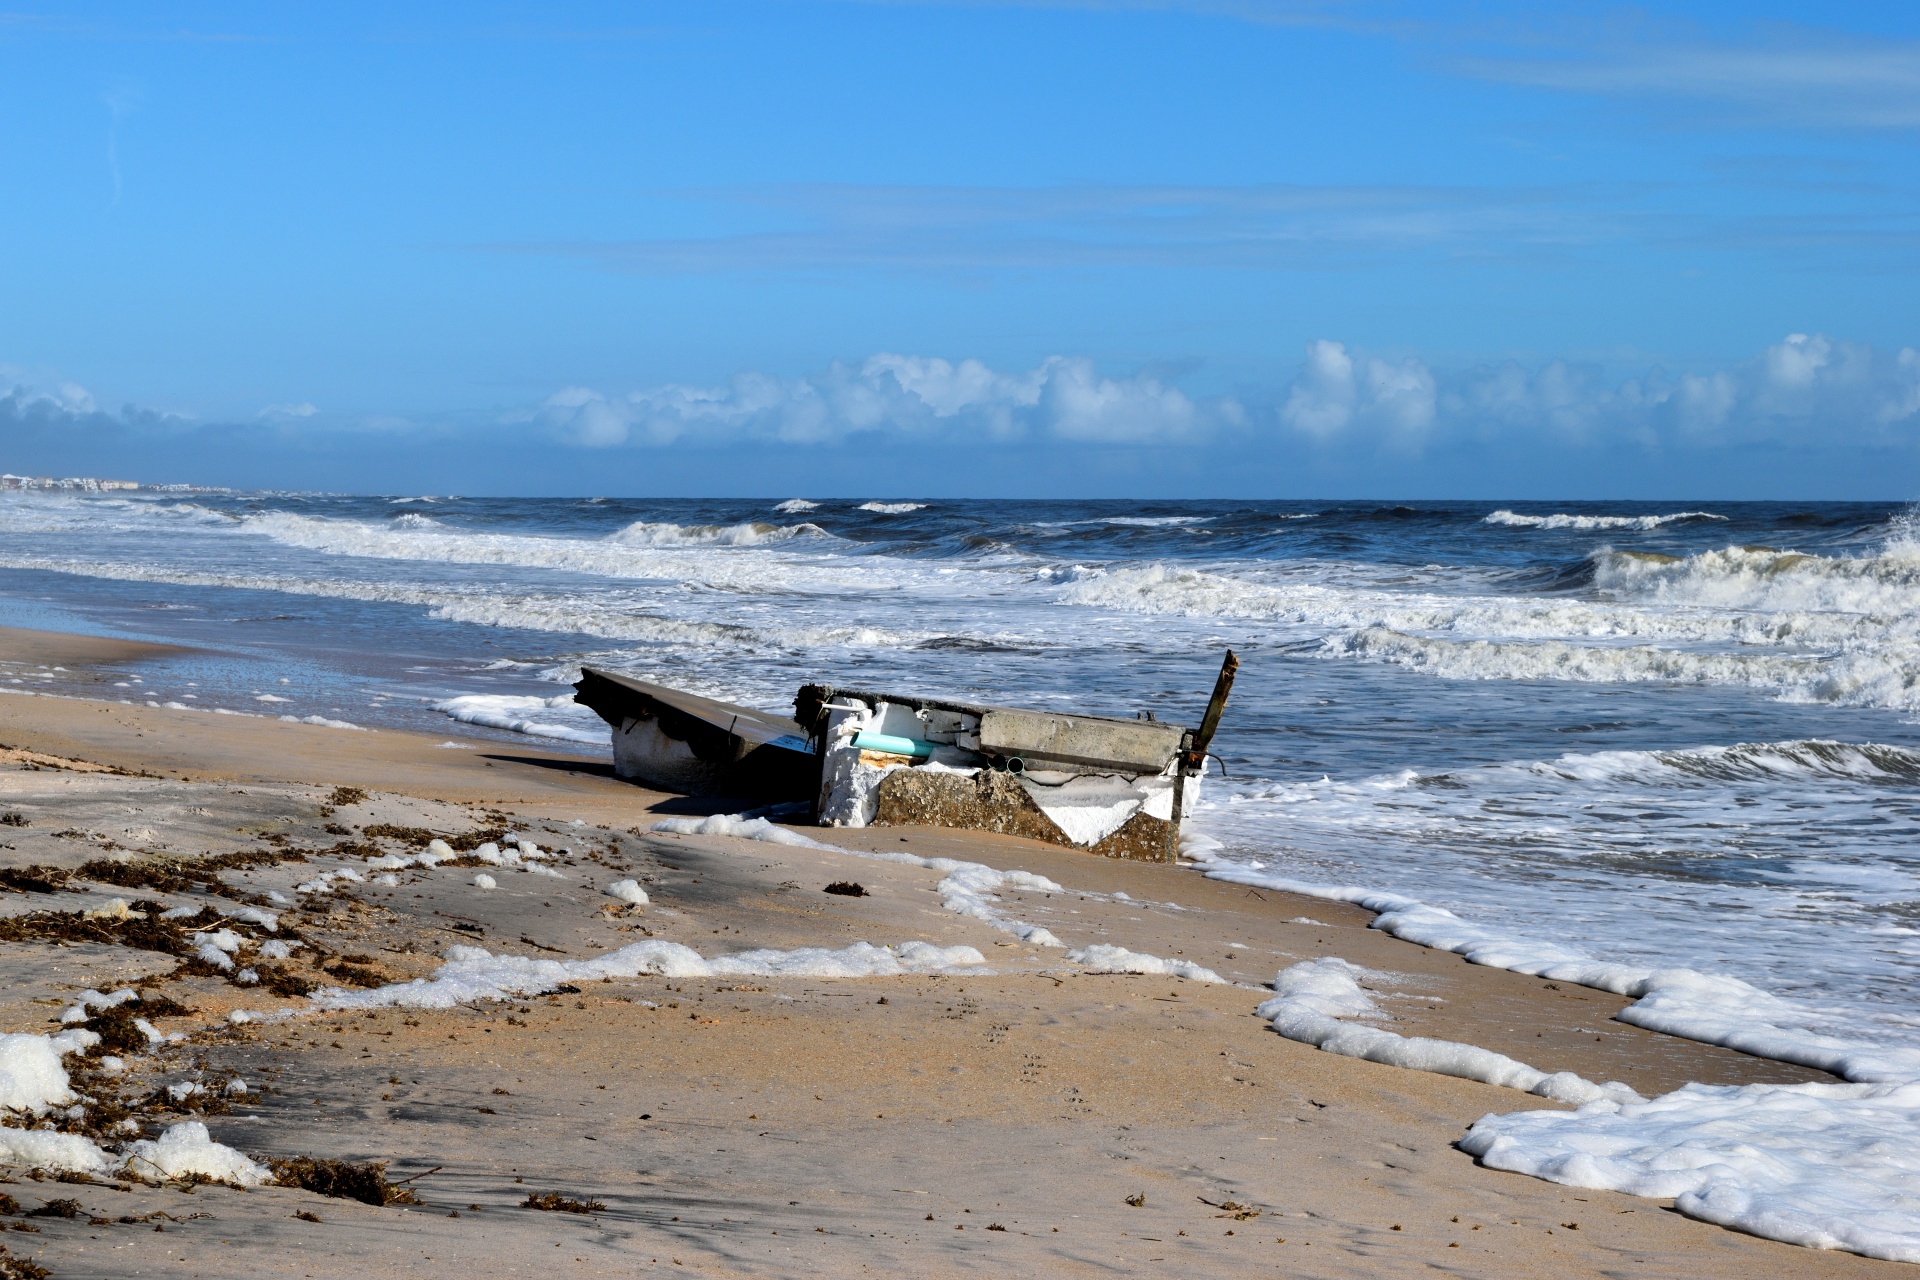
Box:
1192 853 1920 1084
432 693 609 744
263 939 989 1013
857 502 926 513
0 1031 93 1114
605 879 649 906
0 1127 115 1174
773 499 818 512
1065 944 1227 985
1484 510 1726 530
1462 1082 1920 1263
278 713 366 730
1258 958 1638 1105
123 1120 269 1187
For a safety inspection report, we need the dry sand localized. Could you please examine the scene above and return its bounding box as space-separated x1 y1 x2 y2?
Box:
0 626 1900 1278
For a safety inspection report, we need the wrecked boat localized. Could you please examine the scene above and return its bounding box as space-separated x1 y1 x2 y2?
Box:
574 653 1238 862
572 667 816 801
794 652 1234 862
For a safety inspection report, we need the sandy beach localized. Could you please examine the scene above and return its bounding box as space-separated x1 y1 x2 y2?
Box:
0 625 1900 1279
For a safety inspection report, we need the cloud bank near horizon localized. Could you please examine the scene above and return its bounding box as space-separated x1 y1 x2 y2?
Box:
5 332 1920 494
528 332 1920 454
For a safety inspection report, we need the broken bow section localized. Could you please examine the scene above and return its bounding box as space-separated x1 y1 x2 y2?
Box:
572 668 816 801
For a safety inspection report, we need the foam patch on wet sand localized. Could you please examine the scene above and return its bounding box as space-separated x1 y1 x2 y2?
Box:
1258 958 1638 1106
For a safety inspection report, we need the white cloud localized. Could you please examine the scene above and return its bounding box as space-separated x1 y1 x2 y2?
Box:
531 354 1223 448
257 401 318 421
1280 340 1435 440
1281 338 1355 436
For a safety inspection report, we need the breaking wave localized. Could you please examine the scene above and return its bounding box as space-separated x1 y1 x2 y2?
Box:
223 512 903 595
1324 626 1920 713
857 502 927 513
0 553 917 652
1485 510 1727 530
607 519 826 547
1057 563 1910 651
1596 544 1920 615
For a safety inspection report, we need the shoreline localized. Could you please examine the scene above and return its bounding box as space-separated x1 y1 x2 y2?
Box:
0 624 1902 1276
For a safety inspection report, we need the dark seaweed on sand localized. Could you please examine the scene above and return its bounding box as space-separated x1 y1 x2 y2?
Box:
270 1158 421 1207
0 1244 48 1280
522 1192 605 1214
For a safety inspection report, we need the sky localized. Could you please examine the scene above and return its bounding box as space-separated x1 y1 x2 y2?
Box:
2 1 1919 497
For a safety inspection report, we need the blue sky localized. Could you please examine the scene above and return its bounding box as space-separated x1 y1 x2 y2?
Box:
2 1 1918 496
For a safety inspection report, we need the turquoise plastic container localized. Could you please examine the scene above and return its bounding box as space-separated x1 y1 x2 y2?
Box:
850 731 933 759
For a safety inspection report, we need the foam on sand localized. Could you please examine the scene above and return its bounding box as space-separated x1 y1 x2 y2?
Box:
240 939 988 1015
1066 944 1226 985
1190 850 1920 1260
1461 1081 1920 1264
0 1128 114 1174
605 879 649 906
0 1030 96 1113
1192 853 1920 1084
432 693 609 744
1258 958 1638 1106
652 813 1067 947
122 1121 269 1187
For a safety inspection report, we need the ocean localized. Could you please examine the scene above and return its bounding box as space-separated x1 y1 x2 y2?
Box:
2 491 1917 1054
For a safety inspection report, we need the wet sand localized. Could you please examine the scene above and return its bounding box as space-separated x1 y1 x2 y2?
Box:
0 628 1899 1278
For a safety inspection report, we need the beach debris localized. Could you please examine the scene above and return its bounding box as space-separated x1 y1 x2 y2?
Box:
1125 1193 1146 1207
1200 1197 1262 1220
521 1192 605 1214
573 669 814 799
0 813 25 828
822 881 867 897
270 1157 423 1206
791 651 1236 862
322 958 389 988
0 1243 47 1280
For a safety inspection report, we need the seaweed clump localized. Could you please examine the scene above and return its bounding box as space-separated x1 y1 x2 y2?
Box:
522 1192 605 1214
0 1244 47 1280
271 1158 421 1207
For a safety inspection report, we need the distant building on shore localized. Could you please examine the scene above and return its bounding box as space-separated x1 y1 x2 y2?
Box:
0 474 138 492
